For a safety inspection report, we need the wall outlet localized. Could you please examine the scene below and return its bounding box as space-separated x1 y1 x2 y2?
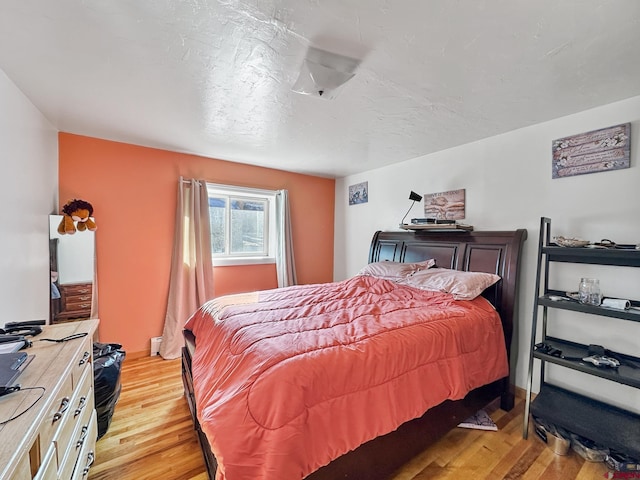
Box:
150 336 163 356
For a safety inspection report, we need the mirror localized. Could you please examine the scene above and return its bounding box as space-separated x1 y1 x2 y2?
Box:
49 215 96 323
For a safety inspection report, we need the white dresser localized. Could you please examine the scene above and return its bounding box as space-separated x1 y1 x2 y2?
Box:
0 320 99 480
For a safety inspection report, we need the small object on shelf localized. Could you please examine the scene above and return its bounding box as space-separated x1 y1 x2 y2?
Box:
534 342 562 357
400 223 473 232
570 433 609 462
398 191 423 226
606 452 640 472
592 239 640 250
578 277 602 305
553 236 590 248
411 218 456 225
582 355 620 368
411 218 433 224
602 298 631 310
532 417 571 455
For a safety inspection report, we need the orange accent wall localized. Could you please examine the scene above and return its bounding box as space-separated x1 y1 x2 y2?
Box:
58 133 335 354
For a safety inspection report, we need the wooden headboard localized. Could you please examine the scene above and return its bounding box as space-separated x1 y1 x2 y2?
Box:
369 229 527 360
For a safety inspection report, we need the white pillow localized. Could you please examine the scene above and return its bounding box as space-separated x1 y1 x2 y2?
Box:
358 259 435 280
399 267 501 300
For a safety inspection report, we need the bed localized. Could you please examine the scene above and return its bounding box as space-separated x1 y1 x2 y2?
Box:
182 228 527 480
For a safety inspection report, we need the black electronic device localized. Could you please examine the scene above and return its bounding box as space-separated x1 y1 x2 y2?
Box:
0 335 27 344
411 218 457 225
411 218 435 224
0 334 31 351
0 352 33 396
1 320 45 337
4 320 45 328
1 326 42 336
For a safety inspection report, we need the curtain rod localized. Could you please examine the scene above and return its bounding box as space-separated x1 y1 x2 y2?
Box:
180 178 285 197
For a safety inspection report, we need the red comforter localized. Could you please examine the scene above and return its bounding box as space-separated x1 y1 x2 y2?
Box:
184 275 508 480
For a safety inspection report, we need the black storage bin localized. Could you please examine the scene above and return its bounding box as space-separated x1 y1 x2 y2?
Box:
93 342 126 439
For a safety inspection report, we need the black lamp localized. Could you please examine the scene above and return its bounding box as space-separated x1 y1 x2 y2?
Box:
399 191 423 226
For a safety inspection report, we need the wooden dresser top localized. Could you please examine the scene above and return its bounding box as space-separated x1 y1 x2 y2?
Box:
0 319 99 479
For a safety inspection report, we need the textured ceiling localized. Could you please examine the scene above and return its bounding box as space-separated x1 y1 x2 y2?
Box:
1 1 640 178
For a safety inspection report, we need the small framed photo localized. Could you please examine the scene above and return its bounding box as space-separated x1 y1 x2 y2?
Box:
348 181 368 205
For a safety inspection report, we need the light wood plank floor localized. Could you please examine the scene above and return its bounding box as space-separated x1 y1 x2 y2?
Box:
89 356 610 480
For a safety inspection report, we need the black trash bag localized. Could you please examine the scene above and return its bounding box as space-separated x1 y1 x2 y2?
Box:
93 342 126 439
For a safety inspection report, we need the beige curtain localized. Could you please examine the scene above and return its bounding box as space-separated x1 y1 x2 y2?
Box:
160 178 214 359
275 189 297 288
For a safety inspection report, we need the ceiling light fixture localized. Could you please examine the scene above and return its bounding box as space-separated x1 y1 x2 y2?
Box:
292 47 359 100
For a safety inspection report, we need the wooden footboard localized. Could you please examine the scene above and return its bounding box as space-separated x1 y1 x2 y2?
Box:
182 228 526 480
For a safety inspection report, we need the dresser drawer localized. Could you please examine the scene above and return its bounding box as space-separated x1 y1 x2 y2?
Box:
39 374 74 456
61 283 92 296
70 411 98 480
59 390 95 480
71 337 93 388
65 293 92 303
7 452 31 480
54 366 93 470
33 444 57 480
64 299 92 312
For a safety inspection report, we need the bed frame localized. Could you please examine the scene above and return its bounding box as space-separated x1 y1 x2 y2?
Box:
182 228 527 480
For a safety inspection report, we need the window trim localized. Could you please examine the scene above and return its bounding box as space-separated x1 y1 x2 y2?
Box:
206 183 277 267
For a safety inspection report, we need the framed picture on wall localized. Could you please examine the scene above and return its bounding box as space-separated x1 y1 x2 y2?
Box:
424 189 465 220
348 181 368 205
552 123 630 178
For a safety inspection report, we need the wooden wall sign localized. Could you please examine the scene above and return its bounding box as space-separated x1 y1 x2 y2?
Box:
552 123 630 178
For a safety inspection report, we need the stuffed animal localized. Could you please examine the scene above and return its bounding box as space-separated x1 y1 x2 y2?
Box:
58 199 97 235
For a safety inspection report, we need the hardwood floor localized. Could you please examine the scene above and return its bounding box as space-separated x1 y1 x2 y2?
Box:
89 356 610 480
88 356 207 480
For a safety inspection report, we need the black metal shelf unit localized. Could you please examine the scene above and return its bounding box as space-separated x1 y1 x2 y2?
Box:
523 217 640 460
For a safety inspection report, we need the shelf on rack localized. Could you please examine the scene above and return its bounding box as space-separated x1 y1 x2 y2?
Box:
534 336 640 388
531 384 640 460
539 291 640 323
543 246 640 267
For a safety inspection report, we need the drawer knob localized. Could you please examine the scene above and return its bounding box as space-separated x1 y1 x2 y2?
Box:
82 451 95 477
74 396 87 417
78 351 90 366
53 396 70 422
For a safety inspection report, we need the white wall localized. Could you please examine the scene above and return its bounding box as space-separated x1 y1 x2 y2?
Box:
335 95 640 413
0 69 58 328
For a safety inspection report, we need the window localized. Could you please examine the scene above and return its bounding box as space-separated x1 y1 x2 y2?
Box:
207 183 276 266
